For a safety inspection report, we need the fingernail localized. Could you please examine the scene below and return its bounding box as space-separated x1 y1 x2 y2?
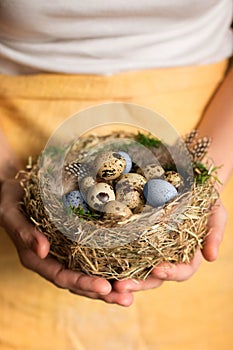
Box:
99 286 111 295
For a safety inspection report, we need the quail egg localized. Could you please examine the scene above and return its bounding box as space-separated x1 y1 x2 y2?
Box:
143 179 178 208
94 151 126 180
79 176 96 199
103 200 132 220
138 164 165 180
118 151 132 173
165 171 184 189
63 190 88 211
115 186 145 210
86 182 115 210
116 173 146 192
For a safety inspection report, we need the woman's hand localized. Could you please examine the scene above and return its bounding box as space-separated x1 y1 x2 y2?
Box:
113 201 227 293
114 67 233 295
0 179 137 306
0 178 226 304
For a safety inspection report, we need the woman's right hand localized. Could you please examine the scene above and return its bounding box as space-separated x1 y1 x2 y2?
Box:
0 178 135 306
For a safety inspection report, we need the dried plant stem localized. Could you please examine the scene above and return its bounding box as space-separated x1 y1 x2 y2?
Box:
21 132 218 280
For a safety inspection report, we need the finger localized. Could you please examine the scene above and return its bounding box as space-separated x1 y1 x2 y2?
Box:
28 250 133 305
2 205 50 259
101 291 134 307
1 181 134 306
151 249 203 281
113 275 163 293
0 179 24 205
22 246 133 305
69 288 134 307
0 179 50 258
20 247 112 295
202 202 227 261
26 249 134 305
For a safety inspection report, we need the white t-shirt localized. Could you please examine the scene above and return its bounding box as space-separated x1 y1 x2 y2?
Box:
0 0 232 75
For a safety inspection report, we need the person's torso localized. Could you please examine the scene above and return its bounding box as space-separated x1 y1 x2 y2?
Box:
0 0 232 74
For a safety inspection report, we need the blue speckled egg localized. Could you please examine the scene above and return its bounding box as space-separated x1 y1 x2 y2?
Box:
63 190 88 211
118 151 132 174
143 179 178 207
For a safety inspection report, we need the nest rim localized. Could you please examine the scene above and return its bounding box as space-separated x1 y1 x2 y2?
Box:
21 130 218 280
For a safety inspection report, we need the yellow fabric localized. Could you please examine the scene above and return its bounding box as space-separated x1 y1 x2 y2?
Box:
0 60 233 350
0 61 228 163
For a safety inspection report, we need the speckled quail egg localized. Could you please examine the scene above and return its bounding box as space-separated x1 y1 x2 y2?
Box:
138 164 165 180
86 182 115 211
143 179 178 208
165 171 184 190
103 200 132 220
115 186 145 210
79 176 96 199
118 151 132 173
63 190 88 211
94 151 126 180
116 173 147 192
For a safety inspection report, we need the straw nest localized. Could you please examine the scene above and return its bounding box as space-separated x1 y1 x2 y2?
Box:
21 130 219 280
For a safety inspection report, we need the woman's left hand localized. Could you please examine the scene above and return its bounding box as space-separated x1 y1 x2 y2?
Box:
113 200 227 294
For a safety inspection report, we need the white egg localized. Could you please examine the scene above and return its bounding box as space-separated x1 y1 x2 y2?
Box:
79 176 96 199
86 183 115 211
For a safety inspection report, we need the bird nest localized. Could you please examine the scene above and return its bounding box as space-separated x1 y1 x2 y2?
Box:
21 130 219 280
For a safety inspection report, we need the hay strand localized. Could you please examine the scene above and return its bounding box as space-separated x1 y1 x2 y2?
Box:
21 131 218 280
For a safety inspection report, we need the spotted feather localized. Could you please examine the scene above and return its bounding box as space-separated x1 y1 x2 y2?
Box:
184 130 211 162
191 136 211 161
184 130 198 147
65 161 91 178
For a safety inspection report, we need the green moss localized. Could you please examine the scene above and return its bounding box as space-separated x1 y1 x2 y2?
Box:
163 163 177 172
66 205 101 221
135 131 162 148
194 162 222 185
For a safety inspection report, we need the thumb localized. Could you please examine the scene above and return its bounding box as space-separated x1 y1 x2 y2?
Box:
29 226 50 259
3 206 50 259
202 201 227 261
0 179 50 259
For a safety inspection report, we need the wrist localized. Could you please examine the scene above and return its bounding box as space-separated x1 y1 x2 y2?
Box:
201 142 232 191
196 69 233 189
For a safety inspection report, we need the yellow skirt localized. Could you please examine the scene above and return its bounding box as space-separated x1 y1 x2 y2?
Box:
0 61 233 350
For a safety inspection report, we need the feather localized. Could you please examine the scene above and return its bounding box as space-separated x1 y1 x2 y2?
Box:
65 161 91 178
185 130 211 162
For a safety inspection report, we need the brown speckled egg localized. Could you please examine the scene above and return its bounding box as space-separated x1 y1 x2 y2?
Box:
86 183 115 210
165 171 184 189
115 186 145 210
94 151 126 180
79 176 96 198
103 200 132 220
116 173 146 192
138 164 165 180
